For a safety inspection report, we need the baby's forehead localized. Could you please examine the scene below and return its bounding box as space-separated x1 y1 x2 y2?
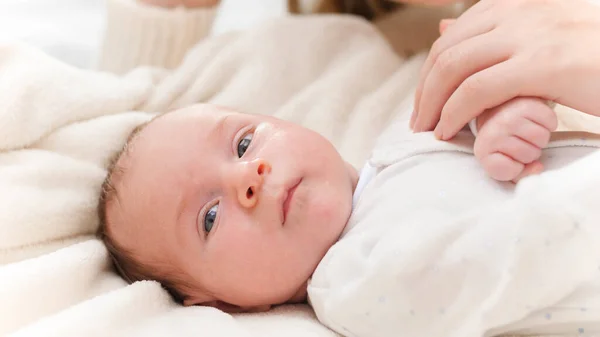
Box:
117 104 253 195
127 106 225 156
147 106 222 135
114 105 228 213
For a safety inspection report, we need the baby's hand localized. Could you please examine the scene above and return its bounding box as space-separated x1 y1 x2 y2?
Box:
473 97 558 183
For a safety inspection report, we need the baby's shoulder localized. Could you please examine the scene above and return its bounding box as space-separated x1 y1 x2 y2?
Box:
369 123 475 169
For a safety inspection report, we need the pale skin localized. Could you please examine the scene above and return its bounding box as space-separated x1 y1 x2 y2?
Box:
438 20 557 183
105 0 571 313
412 0 600 140
135 0 556 182
107 105 358 312
107 103 551 317
473 97 556 182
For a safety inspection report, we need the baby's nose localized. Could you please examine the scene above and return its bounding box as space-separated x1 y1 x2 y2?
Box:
235 158 271 209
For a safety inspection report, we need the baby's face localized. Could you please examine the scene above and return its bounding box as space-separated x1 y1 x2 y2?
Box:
110 105 357 310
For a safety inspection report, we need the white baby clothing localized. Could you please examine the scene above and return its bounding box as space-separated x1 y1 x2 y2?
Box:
352 162 378 210
309 114 600 337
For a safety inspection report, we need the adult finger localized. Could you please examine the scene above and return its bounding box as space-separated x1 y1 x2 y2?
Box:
434 58 529 140
410 18 455 129
413 31 511 132
412 0 496 127
439 19 455 34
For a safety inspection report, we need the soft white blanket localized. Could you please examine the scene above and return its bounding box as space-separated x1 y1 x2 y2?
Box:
3 8 597 337
0 16 420 336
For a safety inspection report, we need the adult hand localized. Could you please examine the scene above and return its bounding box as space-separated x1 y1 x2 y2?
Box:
411 0 600 140
139 0 219 8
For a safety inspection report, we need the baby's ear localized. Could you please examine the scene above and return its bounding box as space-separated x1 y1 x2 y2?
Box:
196 300 271 314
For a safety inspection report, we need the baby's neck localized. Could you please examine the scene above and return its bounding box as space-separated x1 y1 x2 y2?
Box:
286 161 357 308
286 281 309 304
346 162 359 194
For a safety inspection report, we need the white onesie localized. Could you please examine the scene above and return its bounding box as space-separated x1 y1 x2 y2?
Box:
309 114 600 337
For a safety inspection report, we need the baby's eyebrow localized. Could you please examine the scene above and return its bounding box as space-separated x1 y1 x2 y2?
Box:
209 115 231 140
175 115 231 237
174 187 188 230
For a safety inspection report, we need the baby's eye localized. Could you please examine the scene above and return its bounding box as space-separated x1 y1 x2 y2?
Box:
204 203 218 233
237 133 253 158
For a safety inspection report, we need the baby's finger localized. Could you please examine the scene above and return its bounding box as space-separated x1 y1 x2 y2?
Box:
511 160 544 184
523 104 558 132
481 152 524 182
502 97 558 132
511 118 552 149
497 136 542 164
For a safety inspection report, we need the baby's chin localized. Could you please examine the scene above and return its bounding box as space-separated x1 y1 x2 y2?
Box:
345 161 360 193
286 281 309 304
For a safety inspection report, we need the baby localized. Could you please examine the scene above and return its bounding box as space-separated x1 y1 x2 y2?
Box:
98 104 358 312
97 96 558 314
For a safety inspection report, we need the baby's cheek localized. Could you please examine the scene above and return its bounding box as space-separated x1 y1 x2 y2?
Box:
306 182 351 231
220 223 256 251
214 228 266 273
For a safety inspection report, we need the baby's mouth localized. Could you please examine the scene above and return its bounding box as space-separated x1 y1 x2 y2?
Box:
282 178 302 225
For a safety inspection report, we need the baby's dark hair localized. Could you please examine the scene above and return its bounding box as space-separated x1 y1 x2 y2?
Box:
96 121 187 304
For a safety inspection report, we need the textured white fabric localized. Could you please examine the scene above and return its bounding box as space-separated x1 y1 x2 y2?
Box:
5 1 600 336
0 15 425 336
309 98 600 337
352 162 378 209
